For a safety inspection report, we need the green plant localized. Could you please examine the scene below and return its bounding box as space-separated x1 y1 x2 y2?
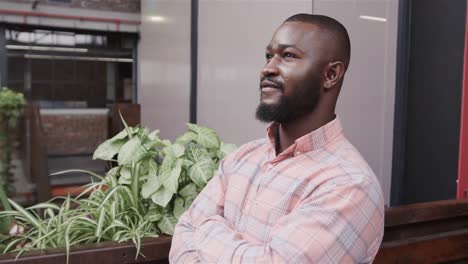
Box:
0 88 25 240
0 87 26 128
0 87 26 193
0 120 236 262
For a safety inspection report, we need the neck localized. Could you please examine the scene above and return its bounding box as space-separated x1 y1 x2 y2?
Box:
276 110 335 154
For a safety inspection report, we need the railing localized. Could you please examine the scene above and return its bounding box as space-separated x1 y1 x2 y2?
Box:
375 199 468 263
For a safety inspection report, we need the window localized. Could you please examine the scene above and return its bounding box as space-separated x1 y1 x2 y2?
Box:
5 27 137 108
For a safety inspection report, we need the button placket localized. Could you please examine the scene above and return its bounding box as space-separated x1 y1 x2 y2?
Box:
245 164 266 214
252 162 274 209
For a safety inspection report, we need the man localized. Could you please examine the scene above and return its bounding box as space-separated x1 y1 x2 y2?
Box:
170 13 384 263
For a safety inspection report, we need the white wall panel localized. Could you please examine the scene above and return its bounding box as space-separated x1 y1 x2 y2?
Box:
314 0 399 203
139 0 398 204
139 0 191 140
197 0 312 145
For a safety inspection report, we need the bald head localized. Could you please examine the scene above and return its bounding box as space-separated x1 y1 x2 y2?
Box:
284 14 351 69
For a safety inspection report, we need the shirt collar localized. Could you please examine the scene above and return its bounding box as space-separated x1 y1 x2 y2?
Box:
266 117 344 156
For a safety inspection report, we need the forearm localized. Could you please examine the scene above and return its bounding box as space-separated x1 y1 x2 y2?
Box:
169 213 200 263
170 160 230 262
187 180 384 263
193 215 285 263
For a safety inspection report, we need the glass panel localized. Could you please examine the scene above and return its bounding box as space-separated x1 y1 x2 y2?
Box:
53 60 75 81
53 83 81 101
76 60 95 81
86 84 106 107
31 59 53 81
6 26 137 109
7 57 25 81
31 83 53 101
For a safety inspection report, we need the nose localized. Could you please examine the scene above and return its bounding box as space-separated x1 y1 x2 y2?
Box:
261 57 280 77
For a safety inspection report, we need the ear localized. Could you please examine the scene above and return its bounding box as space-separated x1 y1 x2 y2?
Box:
323 61 346 89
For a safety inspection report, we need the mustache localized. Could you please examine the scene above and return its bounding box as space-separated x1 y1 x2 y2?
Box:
260 77 284 92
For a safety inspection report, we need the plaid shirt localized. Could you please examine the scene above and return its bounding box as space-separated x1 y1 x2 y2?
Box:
170 118 384 263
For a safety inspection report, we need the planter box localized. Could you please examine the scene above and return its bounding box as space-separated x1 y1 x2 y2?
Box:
0 236 171 264
3 199 468 263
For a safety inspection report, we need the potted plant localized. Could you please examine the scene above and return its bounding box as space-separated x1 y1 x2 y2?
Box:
0 87 25 243
0 87 25 195
0 116 236 263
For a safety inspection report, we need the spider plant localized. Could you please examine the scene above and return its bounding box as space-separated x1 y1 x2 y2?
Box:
0 119 236 263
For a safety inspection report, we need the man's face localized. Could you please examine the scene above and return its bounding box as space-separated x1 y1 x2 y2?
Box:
256 22 327 123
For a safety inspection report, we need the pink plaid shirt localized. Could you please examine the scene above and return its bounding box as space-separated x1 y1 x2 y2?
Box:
170 117 384 263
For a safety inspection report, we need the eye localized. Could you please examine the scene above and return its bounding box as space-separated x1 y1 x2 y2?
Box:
265 53 273 60
283 52 297 58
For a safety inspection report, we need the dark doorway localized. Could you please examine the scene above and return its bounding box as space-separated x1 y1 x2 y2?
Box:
392 0 466 205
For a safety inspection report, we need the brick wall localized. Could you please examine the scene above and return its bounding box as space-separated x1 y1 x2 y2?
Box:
3 0 140 13
41 112 108 156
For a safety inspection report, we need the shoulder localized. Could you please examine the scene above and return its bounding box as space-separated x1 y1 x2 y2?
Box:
311 136 383 199
223 138 270 162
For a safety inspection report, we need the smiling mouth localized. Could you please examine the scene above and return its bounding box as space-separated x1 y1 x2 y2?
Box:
260 87 282 102
260 79 281 90
261 87 280 93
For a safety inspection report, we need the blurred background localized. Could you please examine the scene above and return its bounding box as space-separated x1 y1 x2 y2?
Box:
0 0 466 208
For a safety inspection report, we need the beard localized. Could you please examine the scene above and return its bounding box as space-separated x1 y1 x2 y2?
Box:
255 76 321 124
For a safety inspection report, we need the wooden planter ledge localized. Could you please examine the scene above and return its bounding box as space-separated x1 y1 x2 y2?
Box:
2 198 468 264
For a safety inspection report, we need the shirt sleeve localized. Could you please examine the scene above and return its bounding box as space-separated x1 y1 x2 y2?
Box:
189 177 384 264
169 158 229 263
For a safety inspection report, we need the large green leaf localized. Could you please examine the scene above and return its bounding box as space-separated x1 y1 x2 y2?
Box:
117 137 147 166
179 158 194 169
150 186 174 207
107 166 120 177
93 128 140 161
173 197 185 219
162 161 181 194
188 155 215 187
218 142 237 159
93 139 125 161
112 129 131 141
162 143 185 158
157 214 177 235
147 158 158 177
141 175 161 199
118 166 131 185
148 129 160 141
184 196 196 209
179 183 198 199
159 154 175 180
189 146 209 162
144 208 163 222
187 123 220 149
175 131 197 145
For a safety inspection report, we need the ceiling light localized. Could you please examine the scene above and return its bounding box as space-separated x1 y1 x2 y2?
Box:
149 16 165 22
359 15 387 22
